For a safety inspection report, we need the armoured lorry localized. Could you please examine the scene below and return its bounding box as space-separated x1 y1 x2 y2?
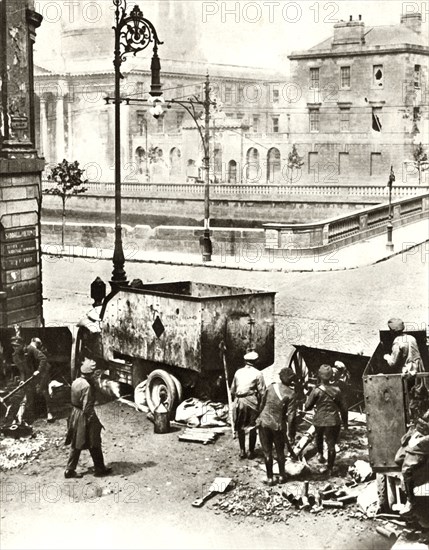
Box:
75 280 276 413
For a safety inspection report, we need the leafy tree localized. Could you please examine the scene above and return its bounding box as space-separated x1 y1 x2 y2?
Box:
43 160 88 248
287 144 304 182
413 143 428 185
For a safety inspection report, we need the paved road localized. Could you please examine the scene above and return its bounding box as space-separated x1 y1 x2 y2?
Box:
42 242 428 358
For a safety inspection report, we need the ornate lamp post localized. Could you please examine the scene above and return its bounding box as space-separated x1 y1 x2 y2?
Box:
161 74 216 262
109 0 162 287
386 165 395 252
118 74 218 262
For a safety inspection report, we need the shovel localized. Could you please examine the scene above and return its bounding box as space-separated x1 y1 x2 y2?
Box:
191 477 232 508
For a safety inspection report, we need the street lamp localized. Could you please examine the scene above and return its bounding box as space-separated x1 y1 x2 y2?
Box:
108 0 162 287
386 165 395 252
121 74 218 262
163 75 216 262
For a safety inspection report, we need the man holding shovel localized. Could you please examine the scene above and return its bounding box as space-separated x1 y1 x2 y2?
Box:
256 367 298 486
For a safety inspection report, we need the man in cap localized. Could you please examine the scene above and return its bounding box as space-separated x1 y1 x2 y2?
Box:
256 367 297 485
305 364 348 474
26 337 53 422
384 318 423 376
64 359 112 479
230 351 266 459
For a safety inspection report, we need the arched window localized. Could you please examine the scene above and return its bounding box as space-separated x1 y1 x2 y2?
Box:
169 147 182 181
228 160 237 183
246 148 260 183
267 147 281 184
135 147 146 175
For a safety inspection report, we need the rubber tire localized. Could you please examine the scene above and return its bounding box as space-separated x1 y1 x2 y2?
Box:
146 369 178 414
170 373 183 405
376 473 389 513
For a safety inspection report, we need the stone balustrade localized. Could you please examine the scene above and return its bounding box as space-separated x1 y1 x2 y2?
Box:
41 180 429 201
264 194 429 255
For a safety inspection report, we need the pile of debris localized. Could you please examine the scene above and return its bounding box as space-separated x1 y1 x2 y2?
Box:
212 483 292 523
284 481 358 513
0 432 49 471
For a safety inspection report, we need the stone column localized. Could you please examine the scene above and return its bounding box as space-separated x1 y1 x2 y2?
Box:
121 102 130 169
67 100 73 159
39 97 48 156
55 84 65 161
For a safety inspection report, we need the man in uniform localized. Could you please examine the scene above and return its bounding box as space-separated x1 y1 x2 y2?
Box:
384 318 423 376
26 337 53 422
230 351 266 459
257 367 297 485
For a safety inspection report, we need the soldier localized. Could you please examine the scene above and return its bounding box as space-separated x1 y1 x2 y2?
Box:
305 364 348 474
65 359 111 479
257 367 297 486
230 351 266 459
26 337 53 422
384 318 424 376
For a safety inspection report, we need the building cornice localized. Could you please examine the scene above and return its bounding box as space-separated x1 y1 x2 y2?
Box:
289 44 429 60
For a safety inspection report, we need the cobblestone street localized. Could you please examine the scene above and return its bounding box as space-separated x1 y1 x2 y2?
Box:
43 243 428 360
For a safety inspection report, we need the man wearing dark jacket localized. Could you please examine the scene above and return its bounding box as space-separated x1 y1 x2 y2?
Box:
64 359 111 479
257 367 297 486
305 364 348 474
26 337 53 422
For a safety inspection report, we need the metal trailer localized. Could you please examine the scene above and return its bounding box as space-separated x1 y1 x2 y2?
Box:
363 330 429 513
75 280 276 412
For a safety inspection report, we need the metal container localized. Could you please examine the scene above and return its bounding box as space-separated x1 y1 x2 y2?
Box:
100 281 275 377
153 401 170 434
363 330 429 472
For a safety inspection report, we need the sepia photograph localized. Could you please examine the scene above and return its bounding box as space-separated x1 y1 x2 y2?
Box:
0 0 428 548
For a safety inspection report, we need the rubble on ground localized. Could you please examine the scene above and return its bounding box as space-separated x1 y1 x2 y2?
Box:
0 432 53 471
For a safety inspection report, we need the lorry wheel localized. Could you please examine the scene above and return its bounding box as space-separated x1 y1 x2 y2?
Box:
146 370 178 413
170 373 183 405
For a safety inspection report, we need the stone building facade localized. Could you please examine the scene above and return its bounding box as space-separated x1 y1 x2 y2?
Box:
287 12 429 185
34 0 282 185
0 0 44 327
34 7 428 187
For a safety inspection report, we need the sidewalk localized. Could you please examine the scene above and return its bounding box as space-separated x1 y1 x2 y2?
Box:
42 218 429 272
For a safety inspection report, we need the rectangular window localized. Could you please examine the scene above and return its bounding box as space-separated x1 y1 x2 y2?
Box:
157 115 164 133
176 112 184 131
370 152 383 176
136 81 144 98
310 68 320 90
252 115 260 133
340 66 350 89
373 65 383 88
338 152 350 175
340 108 350 132
137 111 146 136
372 107 382 132
414 64 421 88
225 84 234 104
238 83 245 102
272 116 279 133
413 106 421 122
273 88 280 103
308 152 318 174
309 109 319 132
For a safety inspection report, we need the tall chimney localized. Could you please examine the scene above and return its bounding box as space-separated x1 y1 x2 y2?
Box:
400 12 422 34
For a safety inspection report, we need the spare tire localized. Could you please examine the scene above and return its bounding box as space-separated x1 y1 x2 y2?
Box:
145 369 178 413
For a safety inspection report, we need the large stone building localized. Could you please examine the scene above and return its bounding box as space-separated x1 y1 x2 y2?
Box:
34 7 428 187
34 1 282 184
287 12 429 185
